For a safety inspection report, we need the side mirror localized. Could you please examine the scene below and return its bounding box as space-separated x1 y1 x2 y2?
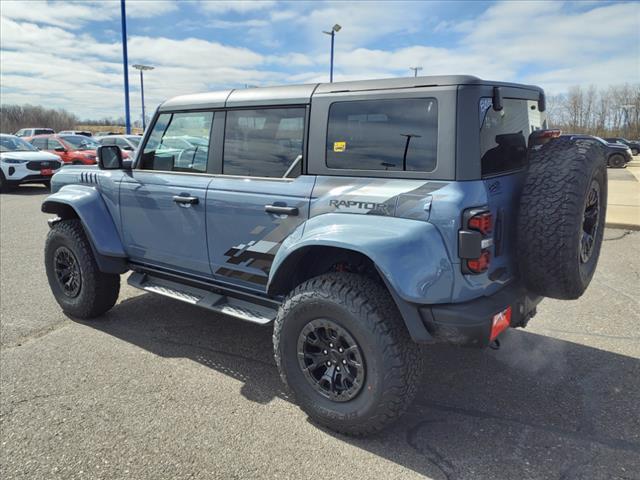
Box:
54 147 66 152
97 145 123 170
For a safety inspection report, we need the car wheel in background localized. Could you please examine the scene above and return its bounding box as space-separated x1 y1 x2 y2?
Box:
608 154 626 168
45 219 120 319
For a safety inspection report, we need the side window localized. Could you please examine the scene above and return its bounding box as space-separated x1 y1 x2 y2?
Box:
31 138 47 149
479 98 542 176
101 137 116 146
326 99 438 172
48 139 64 150
223 108 305 178
141 111 213 173
115 138 132 150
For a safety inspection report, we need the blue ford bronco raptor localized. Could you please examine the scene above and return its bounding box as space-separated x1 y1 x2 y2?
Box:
42 75 607 435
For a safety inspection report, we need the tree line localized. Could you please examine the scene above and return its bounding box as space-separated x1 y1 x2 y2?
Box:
547 84 640 139
0 104 135 134
2 83 639 139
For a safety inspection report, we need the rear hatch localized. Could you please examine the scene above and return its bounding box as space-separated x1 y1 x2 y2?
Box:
478 97 546 284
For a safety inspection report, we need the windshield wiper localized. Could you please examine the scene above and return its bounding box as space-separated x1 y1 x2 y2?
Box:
400 133 422 170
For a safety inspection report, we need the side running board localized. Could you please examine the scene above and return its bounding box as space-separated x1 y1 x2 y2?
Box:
127 272 276 325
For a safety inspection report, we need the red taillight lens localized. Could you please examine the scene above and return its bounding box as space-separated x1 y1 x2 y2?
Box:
468 212 492 235
490 306 512 341
466 250 491 273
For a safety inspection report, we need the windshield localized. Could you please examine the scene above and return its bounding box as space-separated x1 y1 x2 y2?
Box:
60 135 100 150
0 135 38 153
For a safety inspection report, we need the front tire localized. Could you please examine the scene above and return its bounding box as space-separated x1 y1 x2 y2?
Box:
45 219 120 319
273 273 422 436
609 154 625 168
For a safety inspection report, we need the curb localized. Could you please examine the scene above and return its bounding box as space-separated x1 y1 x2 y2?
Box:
605 222 640 231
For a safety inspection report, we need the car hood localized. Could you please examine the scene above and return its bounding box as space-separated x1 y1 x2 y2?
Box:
606 143 630 151
0 150 61 161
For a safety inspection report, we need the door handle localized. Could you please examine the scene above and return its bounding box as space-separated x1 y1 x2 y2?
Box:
265 205 298 216
173 195 199 205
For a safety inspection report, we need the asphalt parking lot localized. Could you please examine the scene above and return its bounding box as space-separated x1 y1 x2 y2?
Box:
1 186 639 480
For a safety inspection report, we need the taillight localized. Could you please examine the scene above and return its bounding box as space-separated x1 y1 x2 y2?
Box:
467 250 490 273
468 211 492 236
459 208 493 274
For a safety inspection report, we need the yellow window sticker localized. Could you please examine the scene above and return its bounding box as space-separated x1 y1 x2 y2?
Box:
333 141 346 152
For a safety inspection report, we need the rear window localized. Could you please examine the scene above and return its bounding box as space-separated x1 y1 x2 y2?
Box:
479 98 544 176
35 129 54 135
326 98 438 172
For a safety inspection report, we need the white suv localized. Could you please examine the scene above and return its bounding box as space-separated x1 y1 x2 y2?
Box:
0 134 62 191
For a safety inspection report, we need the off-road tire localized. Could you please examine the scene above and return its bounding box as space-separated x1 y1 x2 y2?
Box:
45 219 120 318
608 154 625 168
518 137 607 299
273 272 422 436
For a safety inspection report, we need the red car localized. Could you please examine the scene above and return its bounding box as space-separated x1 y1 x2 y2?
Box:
27 134 130 165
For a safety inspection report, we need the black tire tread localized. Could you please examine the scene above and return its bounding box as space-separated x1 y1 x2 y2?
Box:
517 137 607 299
45 219 120 318
273 272 421 436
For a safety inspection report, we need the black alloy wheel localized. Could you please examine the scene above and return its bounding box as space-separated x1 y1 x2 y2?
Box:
297 318 365 402
580 180 600 264
53 246 82 297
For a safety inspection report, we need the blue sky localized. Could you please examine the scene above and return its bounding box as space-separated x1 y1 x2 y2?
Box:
1 0 638 120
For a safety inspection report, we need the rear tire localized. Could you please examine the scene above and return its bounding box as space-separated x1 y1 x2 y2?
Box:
45 219 120 319
518 137 607 300
608 154 625 168
273 273 422 436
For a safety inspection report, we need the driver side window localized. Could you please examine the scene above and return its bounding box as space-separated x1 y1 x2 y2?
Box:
141 111 214 173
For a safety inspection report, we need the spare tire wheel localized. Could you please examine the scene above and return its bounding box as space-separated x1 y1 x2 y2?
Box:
517 136 607 300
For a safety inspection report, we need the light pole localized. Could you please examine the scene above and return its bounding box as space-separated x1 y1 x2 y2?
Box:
120 0 131 134
410 66 423 77
322 24 341 82
132 64 154 131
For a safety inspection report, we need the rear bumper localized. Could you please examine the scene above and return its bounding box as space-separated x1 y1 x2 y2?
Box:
419 283 542 348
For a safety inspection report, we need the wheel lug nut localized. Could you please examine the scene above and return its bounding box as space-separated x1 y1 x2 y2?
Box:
342 360 347 365
336 367 341 371
323 350 328 355
338 347 343 353
329 343 334 348
326 361 331 366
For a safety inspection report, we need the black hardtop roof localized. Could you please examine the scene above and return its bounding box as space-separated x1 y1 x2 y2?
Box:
160 75 543 111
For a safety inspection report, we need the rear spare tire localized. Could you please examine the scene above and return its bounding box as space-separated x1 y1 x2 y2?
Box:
517 137 607 300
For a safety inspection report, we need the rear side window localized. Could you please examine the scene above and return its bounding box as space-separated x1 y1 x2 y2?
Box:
35 129 54 135
479 98 544 176
141 111 213 173
326 98 438 172
223 108 305 178
31 137 48 149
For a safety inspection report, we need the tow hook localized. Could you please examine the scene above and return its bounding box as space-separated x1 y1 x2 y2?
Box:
489 339 500 350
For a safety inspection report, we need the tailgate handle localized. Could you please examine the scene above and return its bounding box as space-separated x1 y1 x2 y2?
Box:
173 195 199 205
265 205 298 216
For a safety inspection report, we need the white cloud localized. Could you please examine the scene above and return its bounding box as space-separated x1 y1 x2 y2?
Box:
1 0 638 120
197 0 276 14
0 0 178 29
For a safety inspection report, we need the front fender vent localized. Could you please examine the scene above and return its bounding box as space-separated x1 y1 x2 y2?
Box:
79 172 98 184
